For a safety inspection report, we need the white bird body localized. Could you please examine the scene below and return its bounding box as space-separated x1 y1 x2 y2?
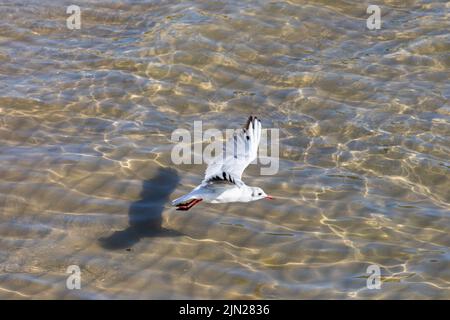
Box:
175 182 254 204
172 116 273 211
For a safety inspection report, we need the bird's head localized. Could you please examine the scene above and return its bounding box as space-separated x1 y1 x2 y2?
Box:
250 187 274 201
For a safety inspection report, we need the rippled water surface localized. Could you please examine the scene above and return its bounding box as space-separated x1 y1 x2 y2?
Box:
0 0 449 299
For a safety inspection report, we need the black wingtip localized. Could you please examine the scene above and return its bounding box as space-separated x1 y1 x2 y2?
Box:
244 115 259 130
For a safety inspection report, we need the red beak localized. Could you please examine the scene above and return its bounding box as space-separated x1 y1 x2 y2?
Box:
265 195 274 200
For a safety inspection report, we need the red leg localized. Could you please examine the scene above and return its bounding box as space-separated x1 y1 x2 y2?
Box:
176 199 200 211
176 199 202 211
176 199 196 208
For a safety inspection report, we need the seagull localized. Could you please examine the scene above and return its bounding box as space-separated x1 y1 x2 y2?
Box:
172 115 273 211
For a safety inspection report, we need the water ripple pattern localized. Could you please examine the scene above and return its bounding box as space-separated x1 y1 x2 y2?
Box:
0 0 449 299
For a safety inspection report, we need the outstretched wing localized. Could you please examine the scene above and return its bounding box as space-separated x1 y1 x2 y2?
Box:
203 116 261 184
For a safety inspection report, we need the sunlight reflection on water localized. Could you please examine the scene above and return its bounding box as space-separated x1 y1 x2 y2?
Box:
0 0 449 299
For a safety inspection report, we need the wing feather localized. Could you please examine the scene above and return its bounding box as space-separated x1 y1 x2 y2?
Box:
203 116 262 184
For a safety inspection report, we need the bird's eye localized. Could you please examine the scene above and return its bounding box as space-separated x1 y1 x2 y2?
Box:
258 193 262 196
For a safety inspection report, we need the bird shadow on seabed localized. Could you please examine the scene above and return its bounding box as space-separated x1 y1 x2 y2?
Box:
99 167 183 250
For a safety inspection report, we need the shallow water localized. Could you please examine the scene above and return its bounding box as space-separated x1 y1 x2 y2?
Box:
0 0 449 299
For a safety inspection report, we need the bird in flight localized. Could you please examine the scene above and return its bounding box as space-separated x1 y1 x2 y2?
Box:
172 116 273 211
